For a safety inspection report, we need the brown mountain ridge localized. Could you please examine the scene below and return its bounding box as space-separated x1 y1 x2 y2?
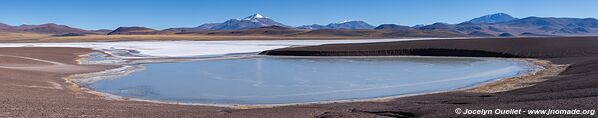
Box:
2 13 598 40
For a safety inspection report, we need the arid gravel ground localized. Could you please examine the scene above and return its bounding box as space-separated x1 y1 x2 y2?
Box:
0 48 226 118
262 37 598 117
0 47 393 118
2 36 598 117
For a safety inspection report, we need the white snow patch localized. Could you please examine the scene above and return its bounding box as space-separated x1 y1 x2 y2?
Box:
253 13 264 18
244 13 266 20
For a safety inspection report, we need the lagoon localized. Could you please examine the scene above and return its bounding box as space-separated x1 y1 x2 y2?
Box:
90 56 532 105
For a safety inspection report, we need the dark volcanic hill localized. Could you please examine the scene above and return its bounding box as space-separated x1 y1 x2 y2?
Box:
374 24 412 30
108 27 173 35
89 29 113 35
467 31 495 37
418 23 455 30
52 33 87 37
297 21 375 30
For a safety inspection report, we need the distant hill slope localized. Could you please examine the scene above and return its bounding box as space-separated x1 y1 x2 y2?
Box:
467 13 518 23
164 23 220 32
89 29 113 35
108 27 174 35
0 23 107 35
374 24 412 30
209 14 289 30
4 13 598 39
0 23 12 30
166 14 290 32
417 13 598 37
178 26 307 36
289 29 465 38
297 21 375 30
467 31 495 37
295 24 326 30
176 25 464 38
13 23 92 34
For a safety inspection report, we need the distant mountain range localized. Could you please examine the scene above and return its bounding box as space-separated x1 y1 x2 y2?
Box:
297 21 375 30
165 14 289 32
0 23 12 30
0 23 110 35
2 13 598 38
449 15 598 36
374 24 412 30
467 13 518 23
207 14 289 30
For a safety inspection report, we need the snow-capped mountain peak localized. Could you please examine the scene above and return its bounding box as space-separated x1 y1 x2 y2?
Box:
244 13 266 20
203 13 288 30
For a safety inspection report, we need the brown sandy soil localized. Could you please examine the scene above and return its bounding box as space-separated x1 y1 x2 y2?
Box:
0 47 227 118
0 55 53 65
0 32 50 41
466 59 568 93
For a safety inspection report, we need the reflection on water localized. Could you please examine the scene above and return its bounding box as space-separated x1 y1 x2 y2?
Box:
91 57 531 105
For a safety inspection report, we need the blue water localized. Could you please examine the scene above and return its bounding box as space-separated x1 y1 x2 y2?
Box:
90 57 532 105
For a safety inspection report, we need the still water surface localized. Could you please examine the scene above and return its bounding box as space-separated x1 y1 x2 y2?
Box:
90 57 532 105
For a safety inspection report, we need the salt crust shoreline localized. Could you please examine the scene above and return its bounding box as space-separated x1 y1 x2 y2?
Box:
64 50 563 109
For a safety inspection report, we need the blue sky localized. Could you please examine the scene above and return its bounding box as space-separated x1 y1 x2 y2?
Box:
1 0 597 30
